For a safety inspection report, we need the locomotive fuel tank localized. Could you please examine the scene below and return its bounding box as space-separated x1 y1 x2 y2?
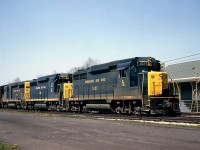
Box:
8 103 17 108
86 103 114 112
34 103 48 110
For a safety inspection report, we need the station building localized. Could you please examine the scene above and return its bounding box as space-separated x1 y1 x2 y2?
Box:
164 60 200 113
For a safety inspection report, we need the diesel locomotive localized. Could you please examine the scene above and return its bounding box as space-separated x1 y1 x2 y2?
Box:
0 57 180 115
0 74 73 110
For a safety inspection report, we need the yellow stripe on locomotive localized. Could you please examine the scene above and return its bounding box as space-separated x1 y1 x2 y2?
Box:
63 83 73 99
24 82 30 100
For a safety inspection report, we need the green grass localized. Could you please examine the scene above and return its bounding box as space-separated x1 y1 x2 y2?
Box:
0 143 20 150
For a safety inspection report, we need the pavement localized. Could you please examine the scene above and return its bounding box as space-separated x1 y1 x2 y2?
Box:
0 111 200 150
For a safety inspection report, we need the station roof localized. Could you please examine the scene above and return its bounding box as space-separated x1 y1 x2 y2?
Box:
164 60 200 82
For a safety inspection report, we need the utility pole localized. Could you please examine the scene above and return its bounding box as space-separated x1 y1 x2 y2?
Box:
193 67 199 113
196 80 198 113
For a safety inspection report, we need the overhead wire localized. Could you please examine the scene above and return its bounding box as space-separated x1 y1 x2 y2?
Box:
164 52 200 63
166 56 200 66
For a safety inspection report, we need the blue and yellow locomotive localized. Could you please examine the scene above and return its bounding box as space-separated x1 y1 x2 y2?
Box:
0 74 73 110
70 57 180 115
0 57 180 115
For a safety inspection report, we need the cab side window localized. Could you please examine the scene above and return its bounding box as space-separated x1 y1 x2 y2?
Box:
119 69 126 78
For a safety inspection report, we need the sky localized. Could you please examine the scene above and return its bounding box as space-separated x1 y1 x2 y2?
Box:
0 0 200 84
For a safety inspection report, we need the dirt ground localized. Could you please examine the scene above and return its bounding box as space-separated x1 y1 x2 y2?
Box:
0 111 200 150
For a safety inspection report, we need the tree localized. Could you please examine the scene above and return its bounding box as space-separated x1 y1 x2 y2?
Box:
52 70 57 74
68 57 100 73
13 77 21 83
68 67 80 74
82 57 100 69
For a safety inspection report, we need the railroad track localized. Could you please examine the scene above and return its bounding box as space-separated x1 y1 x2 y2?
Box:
88 113 200 124
1 109 200 125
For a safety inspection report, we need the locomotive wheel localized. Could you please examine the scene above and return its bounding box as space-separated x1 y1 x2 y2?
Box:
3 103 8 109
52 104 57 111
126 110 133 115
115 107 122 114
81 106 87 113
134 107 142 116
124 108 134 115
27 104 33 110
56 105 60 111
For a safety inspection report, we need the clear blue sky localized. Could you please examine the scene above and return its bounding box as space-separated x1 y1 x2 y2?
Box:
0 0 200 84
